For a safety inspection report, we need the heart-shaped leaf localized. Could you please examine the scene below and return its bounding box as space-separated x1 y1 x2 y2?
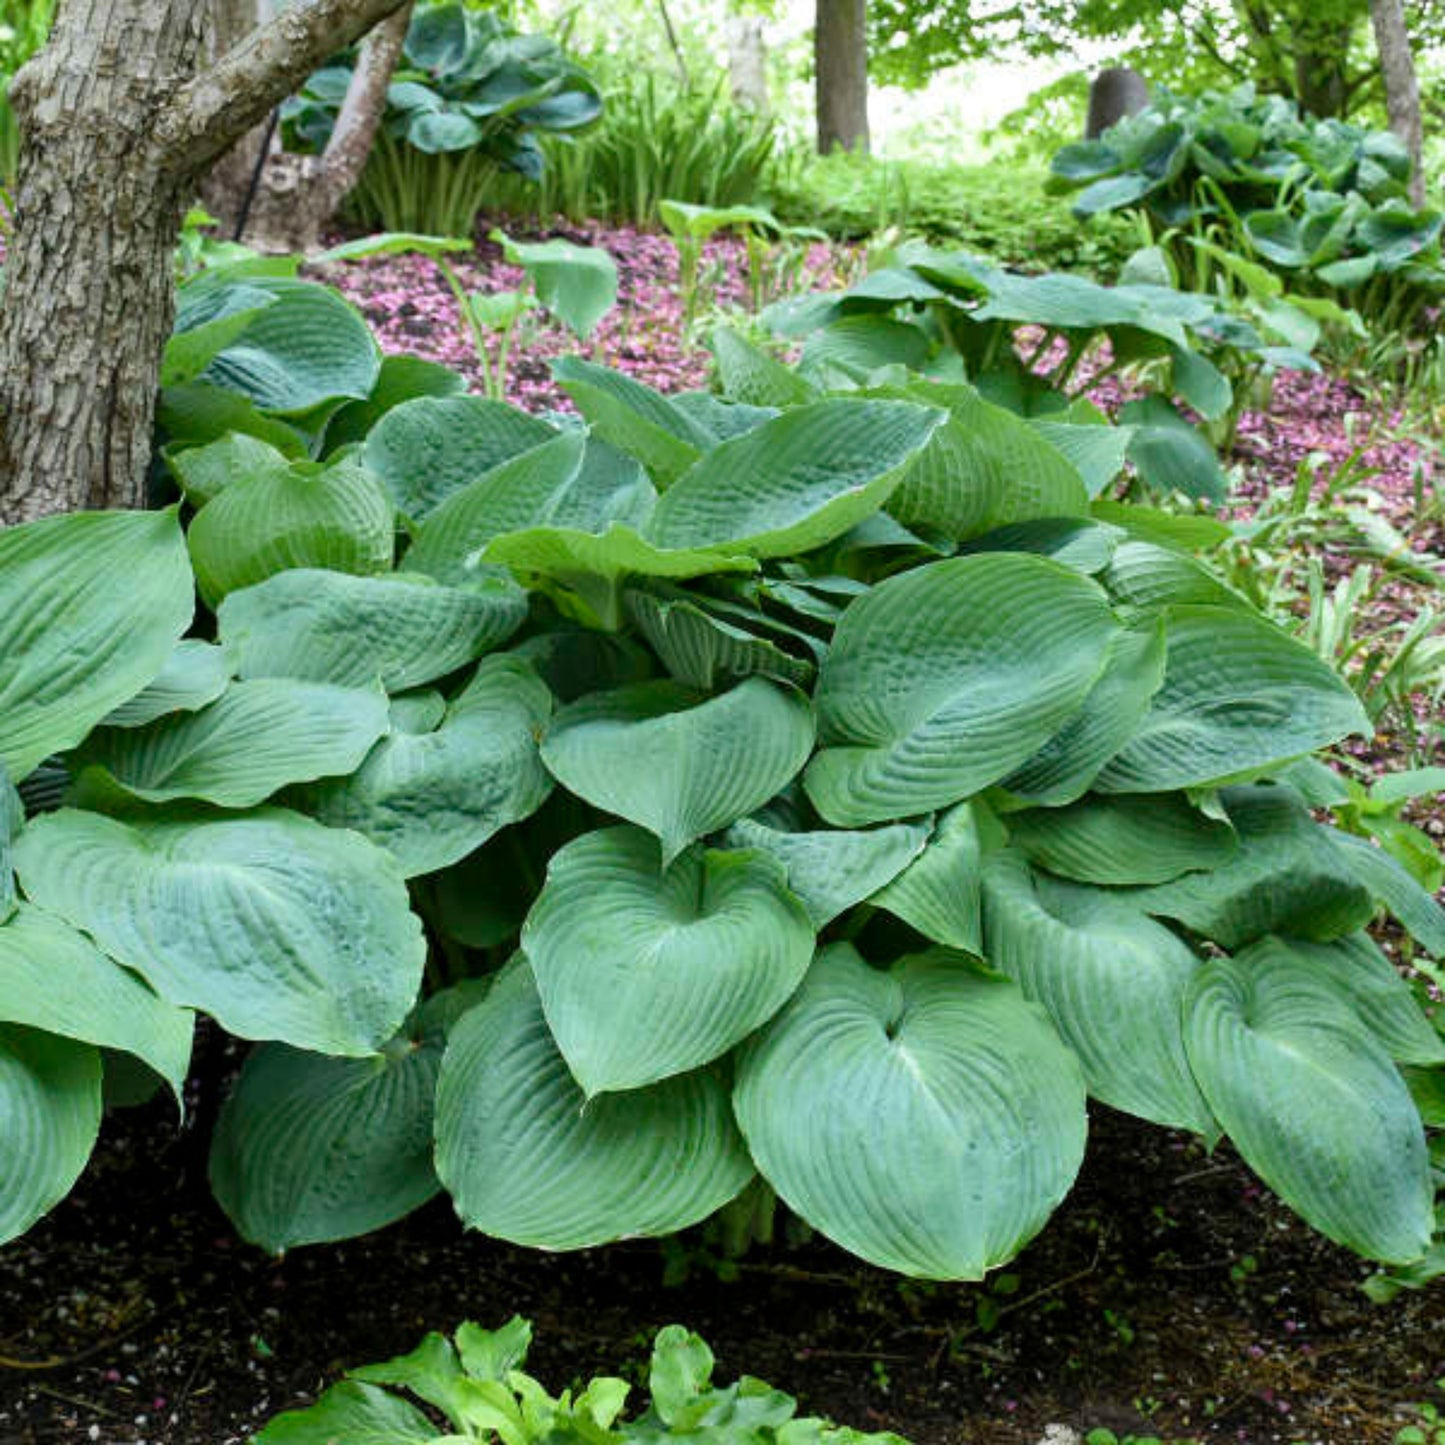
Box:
435 961 754 1248
540 679 815 863
523 826 814 1094
734 945 1087 1278
102 642 232 729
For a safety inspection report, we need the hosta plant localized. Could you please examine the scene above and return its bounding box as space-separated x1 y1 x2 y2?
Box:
1049 85 1444 336
283 0 602 236
256 1317 907 1445
2 282 1443 1283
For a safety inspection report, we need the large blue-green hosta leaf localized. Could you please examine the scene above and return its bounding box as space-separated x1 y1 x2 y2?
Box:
187 455 395 607
522 826 814 1095
647 401 944 558
80 679 390 807
1185 942 1434 1264
981 852 1214 1134
15 808 424 1056
219 570 526 690
102 641 232 729
255 1382 438 1445
197 276 381 416
362 396 558 523
435 962 754 1248
1095 606 1369 792
0 904 193 1100
1137 785 1373 948
303 659 554 877
734 945 1087 1279
1328 829 1445 956
0 1024 102 1246
210 1013 448 1254
0 509 193 781
540 679 815 863
805 555 1118 826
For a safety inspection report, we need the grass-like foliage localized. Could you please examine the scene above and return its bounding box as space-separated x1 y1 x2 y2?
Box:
1048 85 1444 337
255 1316 907 1445
0 264 1442 1282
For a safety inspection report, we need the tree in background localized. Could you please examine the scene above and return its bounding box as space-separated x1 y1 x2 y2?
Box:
0 0 407 523
1370 0 1425 204
815 0 869 152
867 0 1442 123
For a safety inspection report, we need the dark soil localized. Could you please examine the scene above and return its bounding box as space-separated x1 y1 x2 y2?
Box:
1 1092 1442 1445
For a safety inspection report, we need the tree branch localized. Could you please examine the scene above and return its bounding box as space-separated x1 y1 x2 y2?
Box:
154 0 409 177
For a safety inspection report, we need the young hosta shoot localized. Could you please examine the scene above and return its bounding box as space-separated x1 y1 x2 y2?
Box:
1 285 1441 1283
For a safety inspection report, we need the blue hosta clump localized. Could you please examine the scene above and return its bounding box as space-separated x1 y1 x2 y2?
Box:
1 272 1442 1282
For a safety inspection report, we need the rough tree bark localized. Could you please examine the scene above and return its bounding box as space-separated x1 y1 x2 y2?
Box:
1369 0 1426 206
726 13 770 117
0 0 409 525
1084 67 1148 140
815 0 868 155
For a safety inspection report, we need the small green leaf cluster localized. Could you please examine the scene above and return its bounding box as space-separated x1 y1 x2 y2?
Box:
2 267 1443 1283
281 0 601 234
1049 85 1444 336
255 1317 907 1445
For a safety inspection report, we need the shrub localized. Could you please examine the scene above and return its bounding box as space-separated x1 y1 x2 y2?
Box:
1 263 1441 1282
283 0 602 237
767 151 1140 279
1049 84 1445 336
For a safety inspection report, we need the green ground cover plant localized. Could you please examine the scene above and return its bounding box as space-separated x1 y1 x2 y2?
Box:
283 0 602 236
1 262 1442 1289
256 1316 906 1444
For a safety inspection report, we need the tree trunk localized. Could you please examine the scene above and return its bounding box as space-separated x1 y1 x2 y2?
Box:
0 0 409 524
727 13 769 116
199 0 269 235
1085 67 1148 139
1369 0 1425 205
815 0 868 155
1291 11 1357 117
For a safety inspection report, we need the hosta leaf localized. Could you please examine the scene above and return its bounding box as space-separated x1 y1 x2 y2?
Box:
553 357 708 487
493 233 619 339
625 589 815 690
0 509 193 781
1261 933 1444 1067
210 1016 447 1253
540 679 815 863
1137 785 1374 948
167 432 294 508
158 384 308 458
187 455 394 607
1005 791 1238 886
402 432 654 585
981 852 1214 1133
669 391 780 444
957 517 1120 575
886 391 1090 540
323 353 468 453
1100 539 1248 612
1031 419 1134 497
0 1025 102 1247
362 396 557 522
522 826 814 1094
870 802 1002 952
1120 397 1227 503
710 328 818 408
435 962 754 1248
0 903 193 1098
199 277 381 416
647 401 944 558
999 620 1167 806
1328 829 1445 956
81 679 389 807
164 283 278 387
255 1381 440 1445
102 642 232 728
15 808 424 1056
1095 606 1369 793
1184 943 1433 1263
721 816 929 928
219 569 526 690
805 555 1118 826
734 945 1087 1279
303 658 554 877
